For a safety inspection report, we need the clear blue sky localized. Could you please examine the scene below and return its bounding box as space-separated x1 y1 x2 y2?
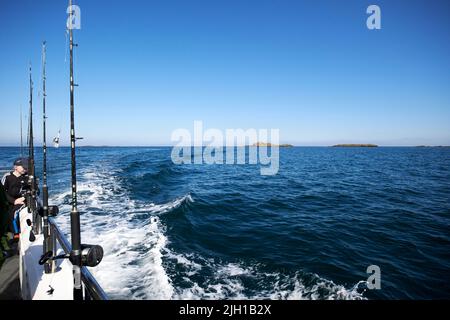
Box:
1 0 449 146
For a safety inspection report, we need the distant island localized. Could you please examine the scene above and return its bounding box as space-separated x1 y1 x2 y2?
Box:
416 145 450 148
251 142 293 147
332 144 378 147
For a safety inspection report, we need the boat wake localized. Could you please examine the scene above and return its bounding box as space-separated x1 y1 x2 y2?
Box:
50 166 366 300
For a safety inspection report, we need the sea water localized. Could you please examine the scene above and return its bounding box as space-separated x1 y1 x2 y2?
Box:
1 146 449 299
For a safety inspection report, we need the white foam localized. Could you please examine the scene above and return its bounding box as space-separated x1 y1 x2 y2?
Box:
129 194 194 216
49 168 191 299
217 263 253 277
169 256 367 300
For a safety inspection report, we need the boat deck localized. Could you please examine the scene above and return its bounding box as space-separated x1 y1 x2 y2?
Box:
0 243 21 300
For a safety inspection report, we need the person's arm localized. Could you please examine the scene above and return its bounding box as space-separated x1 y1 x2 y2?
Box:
0 183 10 210
2 175 17 205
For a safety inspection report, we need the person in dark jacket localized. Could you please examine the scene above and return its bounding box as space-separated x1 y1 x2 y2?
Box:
1 158 29 238
0 183 9 236
0 182 11 262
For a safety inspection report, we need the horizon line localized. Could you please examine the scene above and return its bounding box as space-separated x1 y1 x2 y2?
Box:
1 145 449 148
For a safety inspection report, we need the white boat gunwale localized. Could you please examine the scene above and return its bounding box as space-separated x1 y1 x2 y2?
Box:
18 206 108 300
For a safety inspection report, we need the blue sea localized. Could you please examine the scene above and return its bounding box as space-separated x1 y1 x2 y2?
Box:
1 146 449 299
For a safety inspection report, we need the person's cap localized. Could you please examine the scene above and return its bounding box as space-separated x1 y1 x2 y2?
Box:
13 157 29 170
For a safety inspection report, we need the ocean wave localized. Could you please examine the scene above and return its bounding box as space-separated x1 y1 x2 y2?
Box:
164 252 367 300
128 194 194 218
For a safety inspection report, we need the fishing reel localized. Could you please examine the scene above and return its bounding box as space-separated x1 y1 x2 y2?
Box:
19 180 32 201
37 205 59 217
80 244 104 267
39 244 104 268
26 205 57 243
21 176 39 212
22 175 39 194
19 183 31 197
26 219 36 242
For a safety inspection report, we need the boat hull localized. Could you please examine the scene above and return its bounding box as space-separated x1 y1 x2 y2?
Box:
18 206 74 300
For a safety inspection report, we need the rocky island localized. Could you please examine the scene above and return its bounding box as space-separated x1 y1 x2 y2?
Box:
332 144 378 147
251 142 293 147
416 145 450 148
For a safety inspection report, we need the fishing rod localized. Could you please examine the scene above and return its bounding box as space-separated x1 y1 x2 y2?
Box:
67 0 104 300
28 64 33 174
27 63 40 236
20 107 23 157
68 0 83 300
41 41 54 273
